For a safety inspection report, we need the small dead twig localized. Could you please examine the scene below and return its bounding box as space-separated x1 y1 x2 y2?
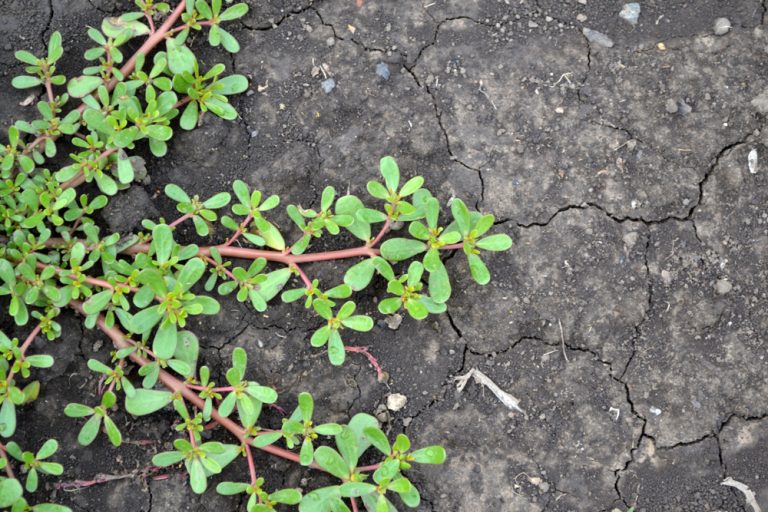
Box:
558 318 569 363
721 477 762 512
453 368 527 417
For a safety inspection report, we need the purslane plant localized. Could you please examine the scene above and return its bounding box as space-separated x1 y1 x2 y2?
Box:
0 1 513 511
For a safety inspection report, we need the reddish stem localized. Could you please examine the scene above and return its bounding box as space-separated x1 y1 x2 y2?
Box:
222 213 252 247
344 346 386 383
70 301 322 471
144 12 157 34
168 212 193 229
245 443 257 486
22 136 49 155
292 263 313 289
356 463 381 472
369 218 391 248
168 20 214 35
44 78 55 104
350 497 360 512
0 442 16 479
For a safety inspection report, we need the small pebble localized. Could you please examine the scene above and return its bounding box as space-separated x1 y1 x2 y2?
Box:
375 62 391 80
326 36 335 47
528 21 539 28
619 3 640 25
649 406 662 416
748 148 758 174
713 17 731 36
577 0 587 4
386 393 408 412
321 78 336 94
385 313 403 330
582 28 614 48
678 100 692 115
576 13 588 22
665 98 678 114
715 279 732 295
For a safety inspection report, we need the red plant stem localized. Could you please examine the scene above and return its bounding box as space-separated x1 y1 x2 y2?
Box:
369 218 391 248
344 346 385 382
292 263 313 289
22 135 49 155
184 383 234 393
144 12 157 34
356 463 381 472
188 428 197 448
0 442 16 479
44 78 55 104
36 261 123 292
173 95 193 110
223 213 252 247
350 497 359 512
6 323 43 387
245 443 257 486
69 301 323 471
105 359 127 395
60 147 118 190
168 213 193 229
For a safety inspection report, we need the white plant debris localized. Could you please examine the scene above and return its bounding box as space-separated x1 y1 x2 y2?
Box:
454 368 527 417
721 477 762 512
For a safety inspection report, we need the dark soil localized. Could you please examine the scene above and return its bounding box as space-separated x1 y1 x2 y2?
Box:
2 0 768 511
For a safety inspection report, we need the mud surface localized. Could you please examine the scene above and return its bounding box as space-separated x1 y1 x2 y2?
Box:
3 0 768 510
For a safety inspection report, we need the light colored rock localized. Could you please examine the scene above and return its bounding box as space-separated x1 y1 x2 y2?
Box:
583 28 614 48
715 279 732 295
386 393 408 411
713 17 731 36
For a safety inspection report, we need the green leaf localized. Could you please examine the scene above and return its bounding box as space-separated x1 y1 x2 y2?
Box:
427 261 451 304
343 258 376 291
153 320 178 360
244 384 277 403
188 458 208 493
341 315 373 332
300 437 314 466
26 354 54 368
411 445 446 464
77 415 101 446
220 3 249 21
346 413 378 458
327 330 345 366
11 75 42 89
380 238 427 262
152 224 174 264
125 389 173 416
64 403 94 418
476 233 513 251
67 75 103 98
363 427 391 456
339 482 376 498
82 289 113 315
313 447 348 479
379 156 399 191
216 481 250 495
0 400 16 437
166 38 196 75
311 326 331 347
176 258 205 291
36 439 58 459
103 415 122 446
450 198 471 235
180 101 199 130
467 253 490 285
0 477 23 508
165 183 191 203
216 74 248 95
335 426 359 469
153 450 185 467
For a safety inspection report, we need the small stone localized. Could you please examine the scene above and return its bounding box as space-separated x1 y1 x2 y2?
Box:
386 393 408 412
577 0 586 4
619 3 640 25
385 313 403 330
713 17 731 36
402 417 412 427
715 279 732 295
582 28 614 48
528 21 539 28
661 269 673 285
326 36 335 47
576 13 587 22
321 78 336 94
678 100 692 115
752 91 768 113
375 62 391 80
250 129 259 139
665 98 678 113
748 148 758 174
649 406 662 416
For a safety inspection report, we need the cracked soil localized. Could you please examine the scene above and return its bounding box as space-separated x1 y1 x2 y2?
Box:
2 0 768 511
